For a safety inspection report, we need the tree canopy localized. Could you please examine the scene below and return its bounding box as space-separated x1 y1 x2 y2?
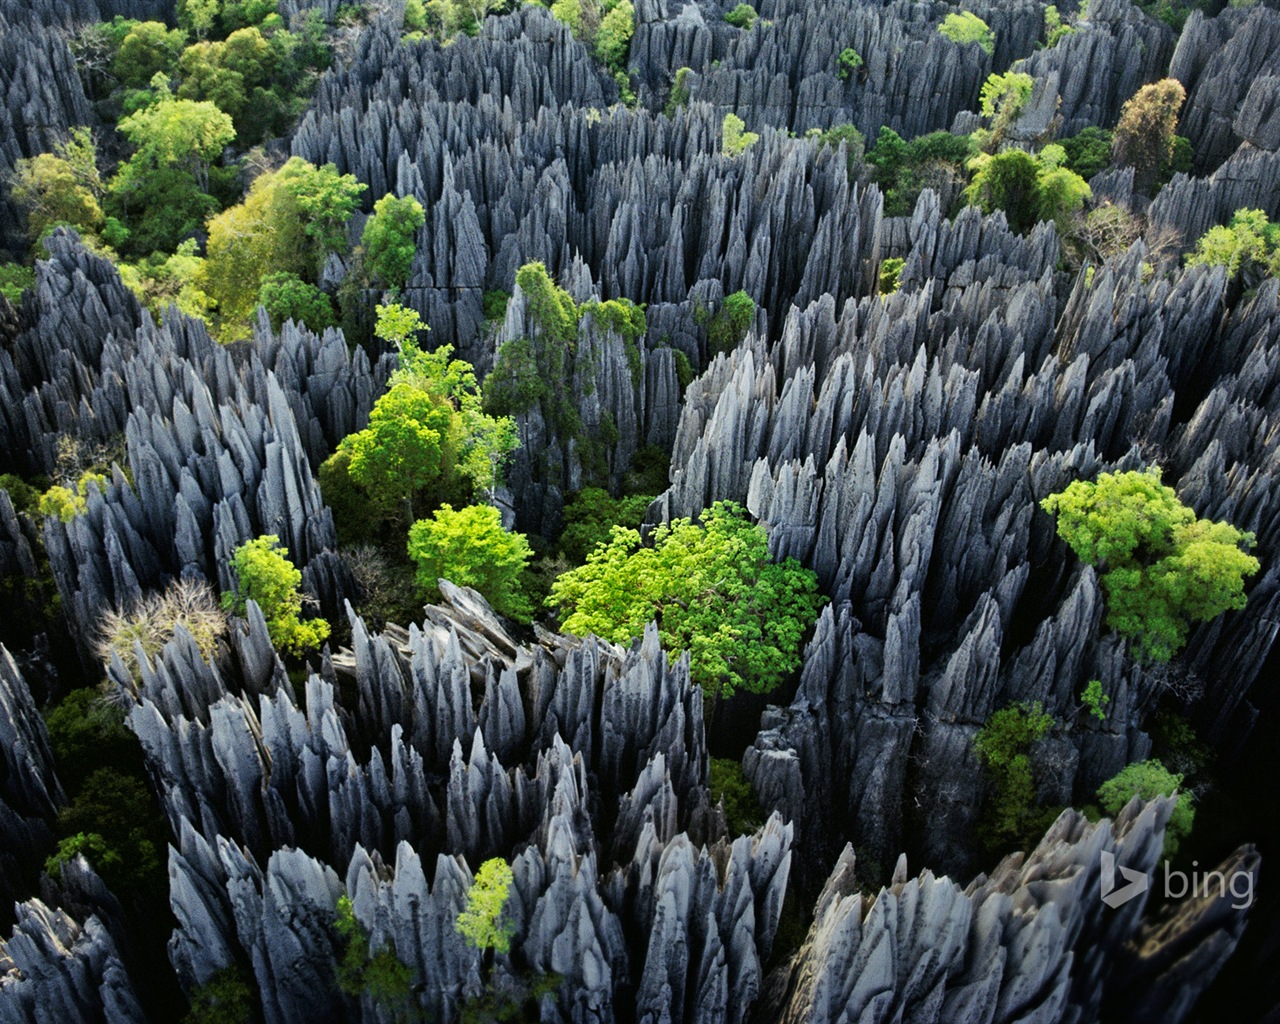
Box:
548 501 826 698
1097 758 1194 856
407 503 533 620
1041 468 1260 661
938 11 994 54
9 128 106 243
1112 78 1186 193
964 146 1090 234
221 535 330 656
456 858 516 955
199 158 363 337
1186 208 1280 284
361 193 426 290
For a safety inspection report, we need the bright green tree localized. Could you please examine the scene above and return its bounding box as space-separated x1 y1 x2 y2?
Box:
1041 468 1259 662
407 503 533 619
221 535 331 656
375 302 429 347
704 290 756 352
361 193 426 290
548 501 826 699
965 147 1089 234
1097 758 1194 856
1186 208 1280 283
199 158 362 337
0 264 34 305
177 0 219 39
456 858 516 955
595 0 634 74
722 113 760 157
964 148 1043 232
9 128 106 244
978 71 1034 148
177 42 244 114
724 3 757 28
109 80 235 251
340 384 455 519
938 11 994 54
836 48 863 80
279 158 367 275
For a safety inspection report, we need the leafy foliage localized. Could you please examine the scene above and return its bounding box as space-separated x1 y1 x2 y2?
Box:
709 758 764 835
375 302 429 346
973 702 1055 849
1081 679 1110 721
1097 759 1194 856
665 66 693 116
181 967 256 1024
221 535 331 656
457 858 516 955
1043 4 1076 47
113 21 186 89
559 487 654 563
200 158 362 338
964 146 1090 234
258 272 335 331
516 260 578 344
9 128 106 244
722 113 760 156
724 3 758 29
879 256 905 294
118 239 214 323
548 501 826 699
407 504 533 620
0 263 34 304
484 339 546 415
704 289 756 353
1041 469 1260 662
361 193 426 290
867 127 974 216
482 288 511 321
1186 208 1280 285
595 0 634 77
1113 78 1186 193
836 48 863 80
938 11 994 54
340 383 454 519
50 767 164 893
334 895 415 1018
37 468 110 522
45 688 142 793
1060 126 1113 181
977 71 1034 148
114 78 234 197
390 336 519 500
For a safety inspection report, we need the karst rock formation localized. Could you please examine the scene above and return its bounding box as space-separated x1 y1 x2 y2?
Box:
1 0 1279 1021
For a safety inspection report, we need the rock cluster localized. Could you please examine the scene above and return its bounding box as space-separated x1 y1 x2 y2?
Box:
0 234 389 652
